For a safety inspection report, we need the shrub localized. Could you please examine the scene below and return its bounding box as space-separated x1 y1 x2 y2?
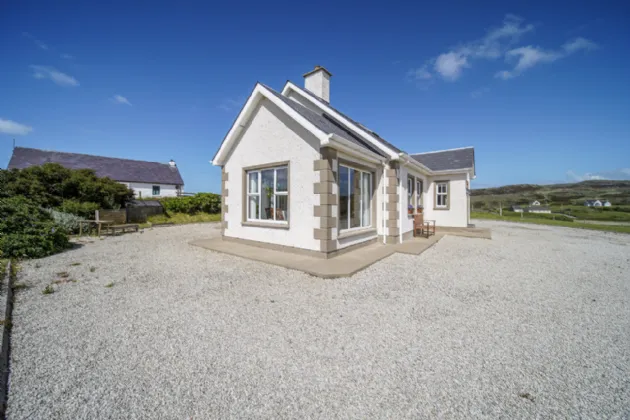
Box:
0 196 70 259
44 209 83 234
58 200 100 219
159 193 221 215
0 163 133 209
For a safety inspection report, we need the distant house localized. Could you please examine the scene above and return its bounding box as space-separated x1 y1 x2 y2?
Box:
7 147 184 198
584 199 611 207
510 205 524 213
526 206 551 214
530 200 541 206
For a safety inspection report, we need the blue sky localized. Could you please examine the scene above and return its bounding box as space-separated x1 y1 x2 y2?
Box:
1 0 629 192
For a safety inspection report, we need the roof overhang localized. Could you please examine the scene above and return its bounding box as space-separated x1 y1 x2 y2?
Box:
282 82 400 160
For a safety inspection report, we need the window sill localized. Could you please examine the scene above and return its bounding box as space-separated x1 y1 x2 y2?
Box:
338 227 377 239
433 207 450 211
242 221 290 229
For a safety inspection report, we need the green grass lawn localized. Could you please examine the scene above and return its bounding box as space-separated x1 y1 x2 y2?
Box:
141 212 221 228
472 212 630 234
549 205 630 222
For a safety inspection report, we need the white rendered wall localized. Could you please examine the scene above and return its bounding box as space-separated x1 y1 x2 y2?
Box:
126 182 180 198
424 173 469 227
223 98 321 251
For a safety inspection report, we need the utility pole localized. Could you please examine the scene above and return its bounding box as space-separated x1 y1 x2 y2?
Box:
499 201 502 216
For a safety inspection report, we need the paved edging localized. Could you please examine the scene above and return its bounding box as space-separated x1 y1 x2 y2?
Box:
0 260 15 419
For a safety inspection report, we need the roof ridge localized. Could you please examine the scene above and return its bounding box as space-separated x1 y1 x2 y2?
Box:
411 146 474 155
13 147 172 166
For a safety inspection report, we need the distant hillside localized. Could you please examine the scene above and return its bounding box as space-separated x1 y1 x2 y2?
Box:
471 180 630 207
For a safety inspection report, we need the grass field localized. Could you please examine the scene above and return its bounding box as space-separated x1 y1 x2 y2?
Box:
550 205 630 222
472 212 630 234
142 212 221 227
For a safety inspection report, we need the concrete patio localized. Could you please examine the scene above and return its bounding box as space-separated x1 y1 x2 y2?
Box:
190 227 490 278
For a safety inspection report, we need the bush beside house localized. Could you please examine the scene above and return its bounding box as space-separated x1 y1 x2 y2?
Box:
0 163 134 258
0 196 71 258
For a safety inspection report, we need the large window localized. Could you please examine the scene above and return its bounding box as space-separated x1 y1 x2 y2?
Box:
339 165 372 230
436 181 448 208
246 166 288 222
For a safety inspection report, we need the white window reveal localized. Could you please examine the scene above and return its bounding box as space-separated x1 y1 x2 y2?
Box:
339 165 372 231
246 166 288 222
436 182 448 208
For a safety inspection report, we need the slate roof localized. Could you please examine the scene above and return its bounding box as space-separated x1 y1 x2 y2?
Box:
410 147 475 172
7 147 184 185
262 85 386 157
295 85 403 154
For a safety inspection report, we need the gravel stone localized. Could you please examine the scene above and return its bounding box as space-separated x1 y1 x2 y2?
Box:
6 221 630 419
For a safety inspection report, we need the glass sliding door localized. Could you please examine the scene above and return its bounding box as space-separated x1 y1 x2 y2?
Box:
339 164 373 232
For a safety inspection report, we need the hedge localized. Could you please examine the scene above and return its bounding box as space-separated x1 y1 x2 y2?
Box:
158 193 221 215
0 196 71 259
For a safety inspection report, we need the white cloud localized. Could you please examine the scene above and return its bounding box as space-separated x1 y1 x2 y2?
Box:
0 118 33 135
434 52 469 81
30 65 79 87
415 14 534 81
567 169 630 181
22 32 48 50
497 37 597 79
407 66 432 81
60 53 74 59
563 37 598 54
111 95 132 106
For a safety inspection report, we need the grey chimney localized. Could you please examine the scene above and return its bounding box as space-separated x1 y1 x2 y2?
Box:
303 66 332 102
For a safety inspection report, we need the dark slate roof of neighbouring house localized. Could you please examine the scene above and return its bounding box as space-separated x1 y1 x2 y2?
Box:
410 147 475 172
7 147 184 185
262 84 386 157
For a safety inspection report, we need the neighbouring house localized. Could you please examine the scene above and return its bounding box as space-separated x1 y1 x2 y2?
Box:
7 147 184 198
212 66 476 258
525 206 551 214
584 199 611 207
511 205 524 213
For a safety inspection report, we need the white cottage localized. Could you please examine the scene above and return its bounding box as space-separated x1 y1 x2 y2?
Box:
212 66 476 258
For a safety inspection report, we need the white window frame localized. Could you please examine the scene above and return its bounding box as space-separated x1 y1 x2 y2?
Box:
416 179 423 208
436 182 448 208
246 166 288 223
152 185 160 196
339 164 373 232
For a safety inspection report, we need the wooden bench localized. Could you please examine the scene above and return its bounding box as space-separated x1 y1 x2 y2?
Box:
107 224 139 235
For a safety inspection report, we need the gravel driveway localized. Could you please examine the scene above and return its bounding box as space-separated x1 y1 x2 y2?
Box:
7 221 630 419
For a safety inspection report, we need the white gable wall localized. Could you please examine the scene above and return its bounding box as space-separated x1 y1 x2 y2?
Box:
223 98 321 251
